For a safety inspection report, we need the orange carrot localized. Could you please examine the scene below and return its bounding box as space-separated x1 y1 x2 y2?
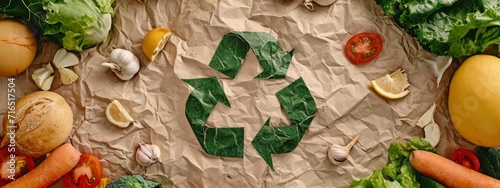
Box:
410 150 500 188
4 143 80 188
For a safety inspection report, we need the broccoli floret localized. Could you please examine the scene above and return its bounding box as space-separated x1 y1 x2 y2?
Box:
106 175 162 188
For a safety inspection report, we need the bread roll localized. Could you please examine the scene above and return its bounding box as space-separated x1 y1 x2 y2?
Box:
2 91 73 158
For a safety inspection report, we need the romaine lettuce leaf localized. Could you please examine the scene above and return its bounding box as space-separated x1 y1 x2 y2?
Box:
376 0 500 57
350 139 442 188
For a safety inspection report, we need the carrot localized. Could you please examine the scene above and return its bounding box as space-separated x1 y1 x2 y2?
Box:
410 150 500 188
4 143 80 188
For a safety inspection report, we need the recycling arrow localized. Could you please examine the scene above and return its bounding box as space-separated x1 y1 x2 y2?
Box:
209 32 295 79
183 32 317 170
251 77 317 170
183 77 244 157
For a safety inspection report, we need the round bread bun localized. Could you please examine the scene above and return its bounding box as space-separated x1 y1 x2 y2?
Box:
2 91 73 158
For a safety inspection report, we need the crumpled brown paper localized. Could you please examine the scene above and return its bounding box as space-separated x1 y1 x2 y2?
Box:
0 0 476 187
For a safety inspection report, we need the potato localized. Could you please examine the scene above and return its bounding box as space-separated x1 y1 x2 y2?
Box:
0 19 37 77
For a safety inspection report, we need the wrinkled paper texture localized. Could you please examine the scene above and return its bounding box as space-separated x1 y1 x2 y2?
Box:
0 0 475 187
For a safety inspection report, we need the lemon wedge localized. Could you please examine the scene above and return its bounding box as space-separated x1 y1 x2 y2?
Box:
105 100 134 128
370 68 410 99
141 27 172 62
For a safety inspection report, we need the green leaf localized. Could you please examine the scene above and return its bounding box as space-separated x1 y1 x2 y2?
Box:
478 147 500 180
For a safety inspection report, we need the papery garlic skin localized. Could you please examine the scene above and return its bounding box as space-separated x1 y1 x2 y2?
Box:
135 143 161 167
102 48 140 80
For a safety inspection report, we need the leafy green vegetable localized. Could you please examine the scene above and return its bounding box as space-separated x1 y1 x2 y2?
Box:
477 147 500 179
106 175 162 188
0 0 115 51
375 0 500 57
351 139 444 188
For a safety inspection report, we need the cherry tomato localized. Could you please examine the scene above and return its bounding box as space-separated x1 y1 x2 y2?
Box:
0 146 35 186
345 32 383 64
63 153 102 188
449 148 480 171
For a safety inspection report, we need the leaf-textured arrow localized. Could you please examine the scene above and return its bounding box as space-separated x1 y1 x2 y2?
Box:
209 31 295 79
183 77 245 157
252 77 317 170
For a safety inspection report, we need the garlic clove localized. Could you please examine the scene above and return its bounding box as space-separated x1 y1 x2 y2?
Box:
327 135 360 165
59 67 79 85
32 64 55 90
53 48 68 64
416 103 436 128
135 143 161 167
41 76 54 91
58 52 79 68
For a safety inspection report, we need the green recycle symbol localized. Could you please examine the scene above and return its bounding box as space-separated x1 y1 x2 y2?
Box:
183 32 317 170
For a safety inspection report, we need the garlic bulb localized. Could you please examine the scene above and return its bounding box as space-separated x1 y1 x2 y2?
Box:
101 49 140 81
135 143 161 167
327 135 360 165
304 0 336 10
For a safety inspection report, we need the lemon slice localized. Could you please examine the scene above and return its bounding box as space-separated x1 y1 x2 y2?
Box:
142 28 172 62
105 100 134 128
370 68 410 99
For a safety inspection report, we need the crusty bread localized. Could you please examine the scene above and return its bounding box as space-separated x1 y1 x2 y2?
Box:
2 91 73 158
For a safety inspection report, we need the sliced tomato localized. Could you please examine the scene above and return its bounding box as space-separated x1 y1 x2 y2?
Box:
449 148 480 171
63 153 103 188
0 146 35 186
345 32 383 64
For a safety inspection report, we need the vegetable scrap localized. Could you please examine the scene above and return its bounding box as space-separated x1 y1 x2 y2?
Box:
477 147 500 180
351 139 444 188
53 48 80 85
416 103 441 147
326 135 360 165
101 49 141 81
0 146 35 186
345 32 383 64
375 0 500 57
3 143 80 188
449 148 480 171
63 153 103 188
410 150 500 188
0 0 115 51
135 143 161 167
106 175 162 188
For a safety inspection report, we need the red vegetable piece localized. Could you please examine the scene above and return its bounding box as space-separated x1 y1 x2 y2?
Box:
345 32 383 64
449 148 480 171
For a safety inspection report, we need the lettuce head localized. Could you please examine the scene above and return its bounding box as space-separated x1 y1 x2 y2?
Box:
0 0 115 52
